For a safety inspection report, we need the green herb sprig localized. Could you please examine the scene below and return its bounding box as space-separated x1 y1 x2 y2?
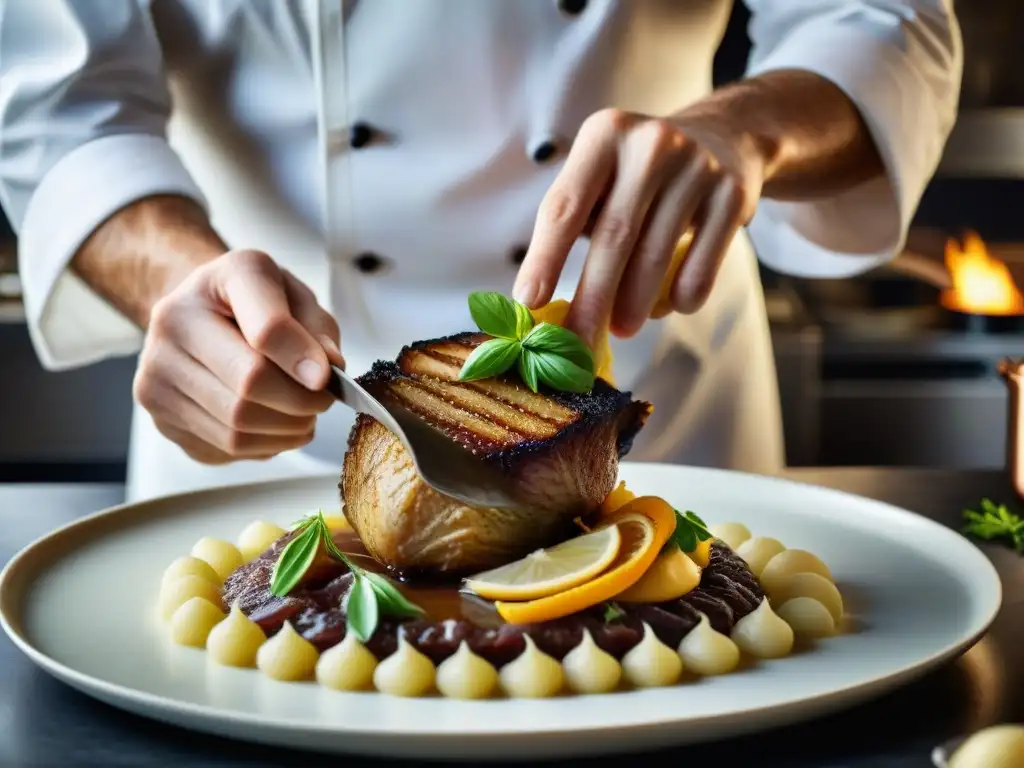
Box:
458 292 595 394
962 499 1024 554
603 602 626 623
270 511 423 641
668 509 713 554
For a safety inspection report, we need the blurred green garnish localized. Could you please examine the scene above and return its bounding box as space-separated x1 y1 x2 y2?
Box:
962 498 1024 554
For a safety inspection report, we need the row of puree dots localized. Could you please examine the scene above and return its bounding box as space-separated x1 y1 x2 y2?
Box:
154 509 846 698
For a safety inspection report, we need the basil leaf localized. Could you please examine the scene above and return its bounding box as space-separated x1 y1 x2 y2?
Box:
672 524 698 553
315 513 356 570
517 348 541 392
269 523 321 597
363 572 424 618
458 337 521 382
468 292 520 339
685 510 708 528
684 510 713 541
289 513 318 531
514 300 535 339
529 349 595 393
521 322 594 372
344 572 379 643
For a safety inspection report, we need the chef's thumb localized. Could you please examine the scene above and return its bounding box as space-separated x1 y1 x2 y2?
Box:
215 250 332 390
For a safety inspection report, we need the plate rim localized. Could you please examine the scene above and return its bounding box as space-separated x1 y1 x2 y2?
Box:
0 464 1004 743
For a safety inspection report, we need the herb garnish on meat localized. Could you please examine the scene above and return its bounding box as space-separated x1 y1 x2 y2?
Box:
458 291 596 393
270 511 423 641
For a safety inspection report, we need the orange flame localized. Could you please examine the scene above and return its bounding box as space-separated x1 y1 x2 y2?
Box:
941 231 1024 316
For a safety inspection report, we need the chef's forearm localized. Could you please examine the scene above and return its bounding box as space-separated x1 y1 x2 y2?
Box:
72 195 227 329
680 69 884 202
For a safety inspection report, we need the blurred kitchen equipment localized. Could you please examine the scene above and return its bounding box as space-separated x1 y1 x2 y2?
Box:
938 1 1024 178
0 241 22 323
955 0 1024 109
769 227 1024 468
999 358 1024 502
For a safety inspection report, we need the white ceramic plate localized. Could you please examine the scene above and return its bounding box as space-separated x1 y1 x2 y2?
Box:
0 464 1002 760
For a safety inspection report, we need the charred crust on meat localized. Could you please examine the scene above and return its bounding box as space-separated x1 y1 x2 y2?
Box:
350 332 652 470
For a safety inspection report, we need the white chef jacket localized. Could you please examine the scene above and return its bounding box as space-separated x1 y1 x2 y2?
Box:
0 1 961 502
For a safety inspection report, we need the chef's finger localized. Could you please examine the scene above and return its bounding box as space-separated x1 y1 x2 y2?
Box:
212 250 331 391
670 178 745 314
563 125 682 347
514 124 617 309
157 343 318 435
144 373 315 459
611 149 716 336
152 422 234 465
154 305 334 416
282 270 345 369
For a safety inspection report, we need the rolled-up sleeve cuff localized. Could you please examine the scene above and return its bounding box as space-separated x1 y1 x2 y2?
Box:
745 16 956 279
18 133 206 370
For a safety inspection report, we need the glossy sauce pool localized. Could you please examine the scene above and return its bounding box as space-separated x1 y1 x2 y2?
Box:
332 529 502 627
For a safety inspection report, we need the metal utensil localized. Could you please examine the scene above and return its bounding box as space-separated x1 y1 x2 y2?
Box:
326 366 522 509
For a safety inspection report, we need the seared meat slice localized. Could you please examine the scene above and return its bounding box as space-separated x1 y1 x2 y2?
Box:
340 332 651 576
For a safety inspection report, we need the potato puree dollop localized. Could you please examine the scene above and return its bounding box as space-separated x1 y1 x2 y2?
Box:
760 549 833 596
436 641 499 699
161 556 220 589
206 603 266 667
236 521 287 562
677 612 741 675
190 537 243 581
735 537 786 578
708 522 752 550
158 574 223 621
770 572 843 623
622 623 683 687
499 635 564 698
731 598 794 658
373 634 436 697
316 632 378 691
949 725 1024 768
562 629 622 693
257 621 320 681
777 597 835 637
169 597 225 647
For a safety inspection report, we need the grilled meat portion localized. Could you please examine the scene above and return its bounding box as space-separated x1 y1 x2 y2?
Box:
340 332 651 575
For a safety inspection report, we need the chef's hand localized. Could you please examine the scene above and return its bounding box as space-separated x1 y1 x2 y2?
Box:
514 108 766 347
133 249 343 464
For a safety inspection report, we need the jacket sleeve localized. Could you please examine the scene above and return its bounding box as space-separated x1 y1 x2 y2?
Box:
0 0 207 370
740 0 962 278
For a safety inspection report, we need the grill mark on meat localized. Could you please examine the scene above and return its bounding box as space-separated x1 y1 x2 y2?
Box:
222 542 763 666
466 378 577 424
413 378 562 438
399 348 469 380
399 342 577 427
388 378 519 448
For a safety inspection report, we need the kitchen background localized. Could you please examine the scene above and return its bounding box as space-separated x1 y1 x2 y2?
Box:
2 1 1022 482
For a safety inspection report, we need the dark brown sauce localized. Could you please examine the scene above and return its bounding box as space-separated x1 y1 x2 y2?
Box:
330 529 502 627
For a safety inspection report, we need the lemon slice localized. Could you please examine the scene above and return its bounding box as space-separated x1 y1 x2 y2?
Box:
495 499 673 625
465 525 622 601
